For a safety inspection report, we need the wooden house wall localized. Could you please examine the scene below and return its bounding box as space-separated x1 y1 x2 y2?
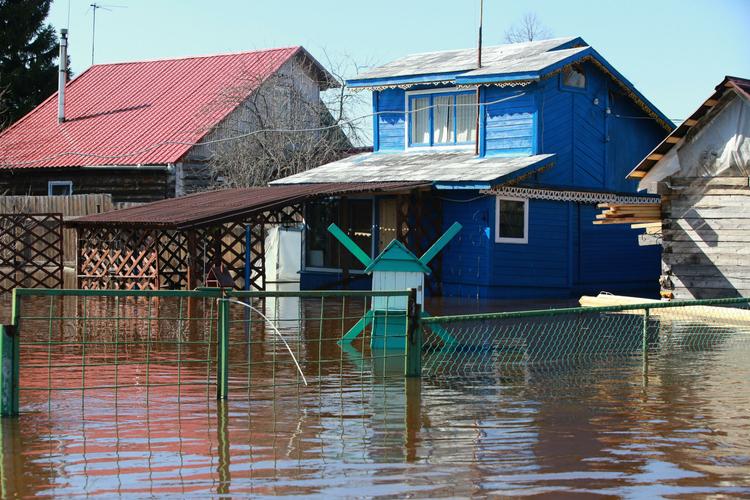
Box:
535 61 666 191
0 168 170 203
179 56 323 194
483 87 536 156
661 175 750 299
577 203 661 296
374 88 406 151
439 194 660 299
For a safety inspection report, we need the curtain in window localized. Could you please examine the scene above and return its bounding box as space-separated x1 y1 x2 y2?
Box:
432 95 454 144
411 97 430 144
456 93 477 143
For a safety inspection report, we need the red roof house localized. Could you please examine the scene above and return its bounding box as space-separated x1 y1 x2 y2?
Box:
0 46 336 202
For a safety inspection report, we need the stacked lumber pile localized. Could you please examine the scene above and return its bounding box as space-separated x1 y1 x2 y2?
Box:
594 203 661 233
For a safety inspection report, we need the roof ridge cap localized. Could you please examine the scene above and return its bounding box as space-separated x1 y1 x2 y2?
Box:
88 46 301 68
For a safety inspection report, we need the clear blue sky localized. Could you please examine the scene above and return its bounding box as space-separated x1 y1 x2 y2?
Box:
48 0 749 128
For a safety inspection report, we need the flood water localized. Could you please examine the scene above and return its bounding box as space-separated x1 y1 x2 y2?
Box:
1 294 749 498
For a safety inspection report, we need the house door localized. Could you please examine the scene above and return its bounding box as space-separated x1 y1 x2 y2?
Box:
378 199 398 252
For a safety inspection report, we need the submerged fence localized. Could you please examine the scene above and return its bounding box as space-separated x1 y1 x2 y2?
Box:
1 288 749 416
0 288 414 416
421 297 750 377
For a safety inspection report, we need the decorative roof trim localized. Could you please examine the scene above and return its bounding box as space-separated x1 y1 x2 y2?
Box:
352 79 533 92
456 80 533 90
481 186 660 205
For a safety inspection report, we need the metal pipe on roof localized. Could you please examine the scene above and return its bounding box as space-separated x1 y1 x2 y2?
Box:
58 29 68 123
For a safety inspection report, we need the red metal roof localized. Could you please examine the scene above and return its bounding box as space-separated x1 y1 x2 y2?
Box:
0 47 321 169
67 182 430 229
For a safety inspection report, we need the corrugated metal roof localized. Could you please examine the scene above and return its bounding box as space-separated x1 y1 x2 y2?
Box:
628 75 750 179
351 37 580 81
67 182 429 229
271 151 556 186
0 47 332 169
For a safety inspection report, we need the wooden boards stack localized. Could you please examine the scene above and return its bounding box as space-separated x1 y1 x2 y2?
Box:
593 203 661 233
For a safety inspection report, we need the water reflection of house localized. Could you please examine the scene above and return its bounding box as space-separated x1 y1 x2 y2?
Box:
628 76 750 299
272 37 671 300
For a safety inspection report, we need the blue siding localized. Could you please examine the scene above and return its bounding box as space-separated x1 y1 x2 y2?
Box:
576 204 660 297
490 198 570 295
439 194 493 297
439 196 660 299
606 89 667 192
375 89 405 151
441 196 572 299
536 78 574 185
482 87 535 156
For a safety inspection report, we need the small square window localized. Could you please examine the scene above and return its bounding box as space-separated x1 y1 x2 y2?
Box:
48 181 73 196
562 65 586 89
495 196 528 244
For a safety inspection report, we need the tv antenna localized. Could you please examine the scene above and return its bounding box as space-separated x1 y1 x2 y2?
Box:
89 3 126 65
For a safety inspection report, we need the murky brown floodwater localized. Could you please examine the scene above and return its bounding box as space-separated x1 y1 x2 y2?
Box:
1 294 749 498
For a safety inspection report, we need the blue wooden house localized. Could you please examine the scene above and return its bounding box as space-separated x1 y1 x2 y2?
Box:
272 37 672 299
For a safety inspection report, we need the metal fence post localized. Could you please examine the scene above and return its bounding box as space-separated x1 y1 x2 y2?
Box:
0 324 19 417
642 307 650 356
217 298 230 400
405 288 422 378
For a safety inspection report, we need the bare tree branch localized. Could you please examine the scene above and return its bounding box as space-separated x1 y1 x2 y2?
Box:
504 12 553 43
205 53 368 188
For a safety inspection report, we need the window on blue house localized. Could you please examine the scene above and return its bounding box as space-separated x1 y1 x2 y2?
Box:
562 65 586 89
495 196 528 244
408 91 476 147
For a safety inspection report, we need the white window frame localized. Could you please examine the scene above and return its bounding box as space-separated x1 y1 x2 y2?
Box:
495 196 528 244
47 180 73 196
403 87 478 152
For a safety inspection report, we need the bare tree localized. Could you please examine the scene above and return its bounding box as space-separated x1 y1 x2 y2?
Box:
504 12 553 43
205 54 368 188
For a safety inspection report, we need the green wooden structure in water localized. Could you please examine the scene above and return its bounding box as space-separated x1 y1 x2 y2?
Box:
328 221 462 349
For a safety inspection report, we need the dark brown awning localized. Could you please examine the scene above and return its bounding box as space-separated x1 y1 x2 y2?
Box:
67 182 429 230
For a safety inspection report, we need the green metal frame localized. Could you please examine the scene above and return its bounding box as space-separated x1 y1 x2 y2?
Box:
1 287 415 416
3 288 748 416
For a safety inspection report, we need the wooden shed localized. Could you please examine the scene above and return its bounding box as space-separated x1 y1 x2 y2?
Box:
628 76 750 299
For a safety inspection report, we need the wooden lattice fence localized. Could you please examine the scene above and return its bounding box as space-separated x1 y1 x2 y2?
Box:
0 213 64 293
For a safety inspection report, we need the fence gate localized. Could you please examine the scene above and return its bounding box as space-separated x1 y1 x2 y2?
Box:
0 213 63 293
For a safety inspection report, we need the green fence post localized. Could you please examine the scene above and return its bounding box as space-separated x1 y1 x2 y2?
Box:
217 298 230 400
0 325 19 417
405 288 422 378
642 307 650 356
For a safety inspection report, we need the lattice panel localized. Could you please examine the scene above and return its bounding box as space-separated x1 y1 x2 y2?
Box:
246 220 266 291
77 227 159 290
157 230 188 289
0 213 63 293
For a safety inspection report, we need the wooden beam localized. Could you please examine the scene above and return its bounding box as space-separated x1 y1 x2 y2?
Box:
629 171 647 178
704 98 718 106
684 118 698 126
647 153 663 161
665 136 681 144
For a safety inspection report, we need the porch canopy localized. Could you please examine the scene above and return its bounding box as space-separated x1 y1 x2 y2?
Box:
271 151 556 190
67 182 427 290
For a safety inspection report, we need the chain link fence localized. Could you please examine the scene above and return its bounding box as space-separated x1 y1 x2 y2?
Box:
420 298 750 377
